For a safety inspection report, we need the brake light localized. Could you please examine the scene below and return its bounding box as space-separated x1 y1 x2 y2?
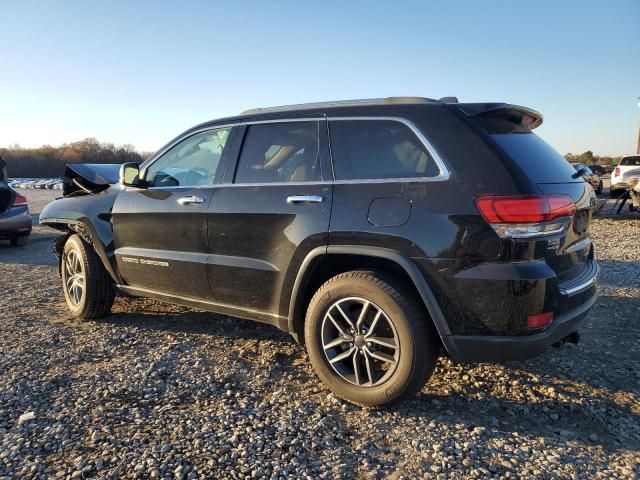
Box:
527 312 554 329
614 167 620 177
475 194 575 238
12 193 27 207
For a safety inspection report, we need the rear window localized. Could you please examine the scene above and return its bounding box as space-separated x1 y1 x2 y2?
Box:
620 156 640 166
491 132 579 183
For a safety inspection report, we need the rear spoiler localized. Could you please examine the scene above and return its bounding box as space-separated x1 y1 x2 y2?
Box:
456 103 543 131
63 163 121 196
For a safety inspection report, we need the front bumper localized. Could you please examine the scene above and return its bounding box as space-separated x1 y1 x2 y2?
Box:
446 291 596 362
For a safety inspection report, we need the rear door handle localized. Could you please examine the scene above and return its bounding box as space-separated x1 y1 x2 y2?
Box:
177 195 205 205
286 195 323 204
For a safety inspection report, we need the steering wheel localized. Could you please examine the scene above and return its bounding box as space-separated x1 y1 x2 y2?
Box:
183 167 212 186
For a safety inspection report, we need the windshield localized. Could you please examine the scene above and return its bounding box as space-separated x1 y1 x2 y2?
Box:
620 156 640 166
491 132 580 183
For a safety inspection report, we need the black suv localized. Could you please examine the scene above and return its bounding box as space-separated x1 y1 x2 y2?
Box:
41 97 599 406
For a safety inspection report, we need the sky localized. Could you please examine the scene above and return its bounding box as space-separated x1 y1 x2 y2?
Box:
0 0 638 156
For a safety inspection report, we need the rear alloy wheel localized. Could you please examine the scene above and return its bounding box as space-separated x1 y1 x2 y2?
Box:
305 270 438 406
321 297 400 387
61 234 115 319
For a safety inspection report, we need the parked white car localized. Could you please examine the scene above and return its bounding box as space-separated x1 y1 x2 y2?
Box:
610 155 640 197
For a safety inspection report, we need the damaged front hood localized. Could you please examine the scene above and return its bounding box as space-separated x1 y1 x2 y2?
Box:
63 163 121 196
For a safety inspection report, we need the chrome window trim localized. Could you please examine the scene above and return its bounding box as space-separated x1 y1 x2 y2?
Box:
144 181 331 191
141 115 451 190
326 116 450 183
239 118 323 125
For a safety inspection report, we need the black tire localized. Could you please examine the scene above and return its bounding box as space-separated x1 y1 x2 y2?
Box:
10 236 28 247
61 234 115 319
304 270 438 406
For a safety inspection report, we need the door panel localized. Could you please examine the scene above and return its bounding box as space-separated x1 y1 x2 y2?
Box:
111 126 236 299
206 118 332 316
206 183 332 313
112 187 214 298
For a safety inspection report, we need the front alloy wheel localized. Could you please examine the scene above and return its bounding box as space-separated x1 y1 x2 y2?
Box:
64 249 85 305
61 234 115 319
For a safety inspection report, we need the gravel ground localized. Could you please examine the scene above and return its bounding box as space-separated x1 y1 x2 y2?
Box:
0 188 638 479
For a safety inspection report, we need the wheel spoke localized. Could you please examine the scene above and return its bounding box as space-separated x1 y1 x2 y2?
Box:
366 348 397 365
334 304 355 331
367 336 398 349
366 310 383 336
329 347 355 365
326 313 348 337
352 351 362 385
363 349 374 385
323 335 351 350
355 301 370 330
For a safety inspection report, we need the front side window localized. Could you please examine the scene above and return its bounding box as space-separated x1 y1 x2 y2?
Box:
234 121 320 184
145 128 231 187
329 120 440 180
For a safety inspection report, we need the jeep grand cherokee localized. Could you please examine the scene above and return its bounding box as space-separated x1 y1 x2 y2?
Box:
40 97 599 406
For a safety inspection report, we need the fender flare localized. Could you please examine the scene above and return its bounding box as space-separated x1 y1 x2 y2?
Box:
46 218 121 284
288 245 460 358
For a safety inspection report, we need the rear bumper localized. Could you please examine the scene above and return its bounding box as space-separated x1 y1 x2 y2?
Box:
0 207 32 238
447 291 596 362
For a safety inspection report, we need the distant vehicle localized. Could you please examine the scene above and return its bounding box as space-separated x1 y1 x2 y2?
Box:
0 156 32 247
41 97 599 406
571 163 603 194
610 155 640 198
588 164 608 176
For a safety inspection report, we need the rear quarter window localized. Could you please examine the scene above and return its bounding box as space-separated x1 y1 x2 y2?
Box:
491 132 580 183
328 119 441 180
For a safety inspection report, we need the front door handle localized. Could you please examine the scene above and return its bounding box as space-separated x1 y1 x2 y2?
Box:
286 194 323 204
177 195 205 205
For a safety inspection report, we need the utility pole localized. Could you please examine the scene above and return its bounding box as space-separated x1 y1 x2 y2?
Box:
637 98 640 154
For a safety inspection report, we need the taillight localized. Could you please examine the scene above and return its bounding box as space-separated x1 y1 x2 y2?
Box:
475 194 575 239
527 312 554 329
12 193 27 207
614 167 620 177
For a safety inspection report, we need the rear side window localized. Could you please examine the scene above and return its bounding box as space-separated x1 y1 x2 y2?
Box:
620 156 640 166
491 132 579 183
235 121 320 184
329 120 440 180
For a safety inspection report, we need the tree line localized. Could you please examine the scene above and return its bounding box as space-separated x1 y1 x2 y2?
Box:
0 139 151 178
564 151 621 166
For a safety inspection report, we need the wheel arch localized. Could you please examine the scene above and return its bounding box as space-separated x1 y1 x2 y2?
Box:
288 245 459 358
49 219 120 284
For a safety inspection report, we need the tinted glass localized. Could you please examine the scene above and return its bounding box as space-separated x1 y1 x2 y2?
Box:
620 156 640 166
492 132 579 183
329 120 439 180
146 128 231 187
235 122 320 183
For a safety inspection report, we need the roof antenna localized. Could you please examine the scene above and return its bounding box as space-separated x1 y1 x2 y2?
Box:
439 97 459 103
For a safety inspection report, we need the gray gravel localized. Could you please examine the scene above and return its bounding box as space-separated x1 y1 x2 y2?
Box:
0 188 638 479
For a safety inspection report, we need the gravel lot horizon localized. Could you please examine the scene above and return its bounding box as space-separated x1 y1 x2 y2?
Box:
0 188 638 479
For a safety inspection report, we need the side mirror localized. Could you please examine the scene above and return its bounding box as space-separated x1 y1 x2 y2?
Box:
119 163 141 187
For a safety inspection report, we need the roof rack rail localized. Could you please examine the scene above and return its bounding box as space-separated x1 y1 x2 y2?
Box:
240 96 438 115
